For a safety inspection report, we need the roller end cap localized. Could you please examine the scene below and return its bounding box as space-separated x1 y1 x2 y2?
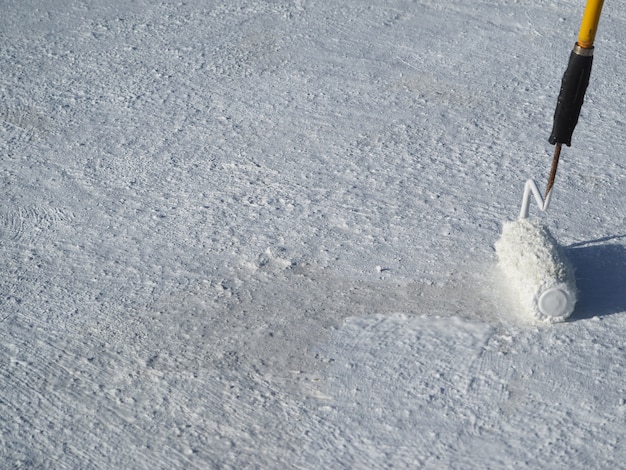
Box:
537 286 576 322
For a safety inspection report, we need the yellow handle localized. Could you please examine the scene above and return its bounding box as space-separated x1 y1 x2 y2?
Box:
577 0 605 48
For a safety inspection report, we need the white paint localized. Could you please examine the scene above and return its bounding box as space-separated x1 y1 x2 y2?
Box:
495 218 577 322
2 0 626 467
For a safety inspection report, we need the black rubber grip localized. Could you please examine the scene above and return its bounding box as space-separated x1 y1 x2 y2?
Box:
548 48 593 146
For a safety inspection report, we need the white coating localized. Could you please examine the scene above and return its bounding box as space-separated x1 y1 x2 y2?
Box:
495 218 577 322
519 178 553 219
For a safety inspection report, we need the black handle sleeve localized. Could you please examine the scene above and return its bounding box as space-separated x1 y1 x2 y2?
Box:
548 47 594 146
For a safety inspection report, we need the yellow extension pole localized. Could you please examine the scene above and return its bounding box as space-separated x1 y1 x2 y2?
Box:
549 0 606 147
546 0 605 197
577 0 605 49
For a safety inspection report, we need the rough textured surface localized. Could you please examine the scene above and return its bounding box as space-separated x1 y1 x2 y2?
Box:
3 0 626 468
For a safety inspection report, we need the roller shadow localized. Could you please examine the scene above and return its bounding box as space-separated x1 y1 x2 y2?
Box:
566 236 626 320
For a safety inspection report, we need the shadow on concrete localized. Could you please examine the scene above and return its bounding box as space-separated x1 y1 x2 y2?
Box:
566 236 626 320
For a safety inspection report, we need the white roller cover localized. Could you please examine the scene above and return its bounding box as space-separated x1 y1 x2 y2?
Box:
495 218 577 322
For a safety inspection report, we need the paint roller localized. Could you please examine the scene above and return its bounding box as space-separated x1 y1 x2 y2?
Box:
496 0 604 322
